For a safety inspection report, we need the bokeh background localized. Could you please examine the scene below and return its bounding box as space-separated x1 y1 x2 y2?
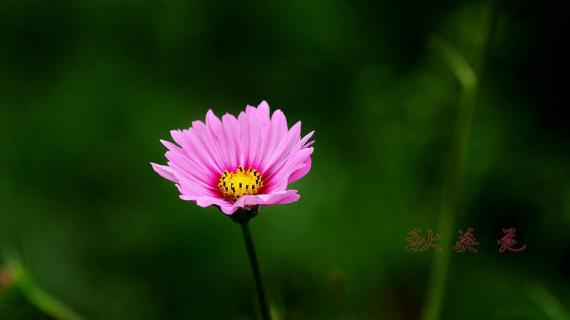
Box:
1 0 568 319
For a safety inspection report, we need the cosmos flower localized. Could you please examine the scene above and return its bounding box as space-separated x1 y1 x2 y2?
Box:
151 101 314 216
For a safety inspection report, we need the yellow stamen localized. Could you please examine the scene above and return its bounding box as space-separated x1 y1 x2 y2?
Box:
218 165 263 202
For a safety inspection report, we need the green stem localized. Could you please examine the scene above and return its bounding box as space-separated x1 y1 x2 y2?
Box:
23 282 85 320
240 222 271 320
11 261 84 320
421 1 498 320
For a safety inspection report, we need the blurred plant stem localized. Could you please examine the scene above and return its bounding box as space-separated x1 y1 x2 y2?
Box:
240 221 271 320
527 284 570 320
421 1 498 320
8 260 85 320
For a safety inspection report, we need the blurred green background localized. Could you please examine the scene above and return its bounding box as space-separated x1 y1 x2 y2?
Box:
1 0 568 319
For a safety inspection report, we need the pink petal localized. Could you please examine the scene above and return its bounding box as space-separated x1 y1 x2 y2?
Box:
161 140 217 188
256 101 270 122
221 113 241 169
175 171 218 198
263 130 314 183
230 190 300 211
288 156 312 184
195 195 231 208
264 147 313 192
191 121 227 173
205 109 232 168
151 163 177 182
237 111 251 166
205 109 223 138
170 129 221 175
257 109 288 170
244 105 264 168
261 121 301 173
249 101 271 168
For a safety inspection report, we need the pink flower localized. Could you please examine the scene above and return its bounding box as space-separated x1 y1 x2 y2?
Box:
151 101 315 215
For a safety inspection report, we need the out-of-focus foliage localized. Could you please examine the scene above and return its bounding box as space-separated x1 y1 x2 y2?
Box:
0 0 568 319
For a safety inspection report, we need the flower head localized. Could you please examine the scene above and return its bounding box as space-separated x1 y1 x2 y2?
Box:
151 101 314 216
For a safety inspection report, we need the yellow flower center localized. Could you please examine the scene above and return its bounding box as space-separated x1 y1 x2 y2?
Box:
218 165 263 202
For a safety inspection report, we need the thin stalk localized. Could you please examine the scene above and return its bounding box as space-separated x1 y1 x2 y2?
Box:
240 222 271 320
10 260 84 320
421 1 498 320
22 281 85 320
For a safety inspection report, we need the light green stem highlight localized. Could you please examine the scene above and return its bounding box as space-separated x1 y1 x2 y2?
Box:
421 1 498 320
10 260 85 320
